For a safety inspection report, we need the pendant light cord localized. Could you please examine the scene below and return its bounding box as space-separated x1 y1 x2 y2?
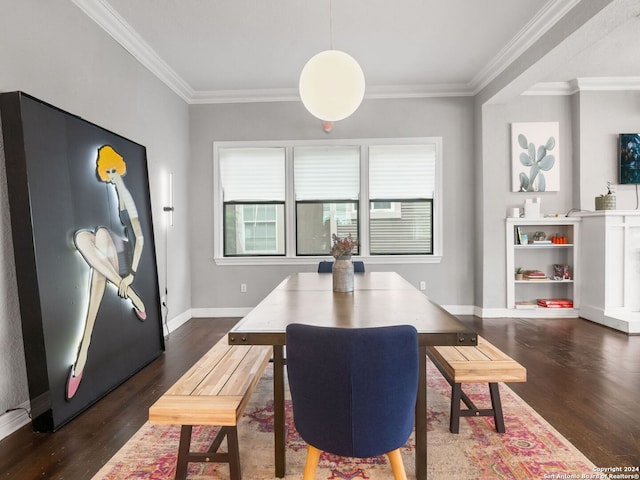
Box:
329 0 334 50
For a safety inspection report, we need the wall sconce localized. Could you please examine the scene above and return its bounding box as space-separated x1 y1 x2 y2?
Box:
163 172 174 226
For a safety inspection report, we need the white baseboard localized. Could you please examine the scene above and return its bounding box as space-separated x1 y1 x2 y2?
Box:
191 307 253 318
0 400 31 442
164 308 252 335
581 304 640 334
165 308 194 334
474 306 512 318
441 305 475 315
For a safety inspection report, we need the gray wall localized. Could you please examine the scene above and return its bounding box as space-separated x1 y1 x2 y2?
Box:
188 97 476 310
479 96 575 310
576 90 640 210
0 0 191 428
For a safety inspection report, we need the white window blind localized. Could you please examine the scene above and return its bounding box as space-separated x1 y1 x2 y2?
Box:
294 146 360 200
369 145 436 199
220 147 285 201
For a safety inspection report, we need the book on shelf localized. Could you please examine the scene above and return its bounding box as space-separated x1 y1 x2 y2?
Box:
523 270 547 280
515 226 523 245
532 240 552 244
537 298 573 308
515 301 538 309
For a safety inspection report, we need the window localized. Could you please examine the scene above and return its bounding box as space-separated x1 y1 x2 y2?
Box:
219 147 285 256
368 145 435 255
213 138 442 263
294 146 360 256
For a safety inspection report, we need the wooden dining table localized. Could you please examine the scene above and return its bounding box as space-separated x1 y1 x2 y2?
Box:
228 271 477 480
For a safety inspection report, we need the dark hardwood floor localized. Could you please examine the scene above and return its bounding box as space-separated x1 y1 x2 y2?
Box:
1 316 638 479
457 315 640 468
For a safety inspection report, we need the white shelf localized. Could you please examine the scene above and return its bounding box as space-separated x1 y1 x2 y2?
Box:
506 217 581 318
514 244 574 249
515 279 574 284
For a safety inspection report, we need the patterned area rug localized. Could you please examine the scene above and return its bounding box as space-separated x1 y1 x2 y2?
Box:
92 359 595 480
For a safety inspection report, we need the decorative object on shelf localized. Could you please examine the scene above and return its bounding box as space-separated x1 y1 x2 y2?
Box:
510 207 521 218
595 182 616 210
299 0 365 123
511 122 560 192
553 264 571 280
515 267 524 281
330 234 359 292
533 231 546 241
524 197 542 218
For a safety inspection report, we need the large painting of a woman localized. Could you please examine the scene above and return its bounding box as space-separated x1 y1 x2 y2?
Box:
67 145 147 399
1 91 163 431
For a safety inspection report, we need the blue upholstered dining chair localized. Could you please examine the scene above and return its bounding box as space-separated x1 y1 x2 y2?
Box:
317 260 365 272
286 324 419 480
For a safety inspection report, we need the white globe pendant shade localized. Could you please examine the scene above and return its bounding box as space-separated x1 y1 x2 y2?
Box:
299 50 365 122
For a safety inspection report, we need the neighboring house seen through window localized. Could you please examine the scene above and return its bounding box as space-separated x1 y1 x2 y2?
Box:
214 138 442 263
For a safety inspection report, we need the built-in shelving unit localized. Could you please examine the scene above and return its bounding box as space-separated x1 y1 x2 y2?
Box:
578 211 640 334
506 217 581 317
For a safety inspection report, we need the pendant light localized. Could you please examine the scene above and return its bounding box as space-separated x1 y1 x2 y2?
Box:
298 0 365 122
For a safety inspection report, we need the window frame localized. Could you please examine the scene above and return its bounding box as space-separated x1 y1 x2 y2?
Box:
222 201 286 257
213 138 442 265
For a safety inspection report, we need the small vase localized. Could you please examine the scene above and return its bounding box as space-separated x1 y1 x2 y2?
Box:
332 256 354 292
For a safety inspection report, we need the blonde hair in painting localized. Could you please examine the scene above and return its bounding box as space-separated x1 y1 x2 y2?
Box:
96 145 126 181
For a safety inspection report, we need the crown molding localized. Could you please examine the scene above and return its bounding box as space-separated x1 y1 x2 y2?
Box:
575 76 640 91
469 0 582 94
364 84 474 99
80 0 636 105
70 0 195 102
522 81 578 96
524 77 640 95
189 88 300 104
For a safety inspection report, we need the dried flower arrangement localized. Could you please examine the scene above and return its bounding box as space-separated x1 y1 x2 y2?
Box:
330 233 358 259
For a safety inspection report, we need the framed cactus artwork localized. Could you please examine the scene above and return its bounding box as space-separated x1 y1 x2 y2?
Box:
511 122 560 192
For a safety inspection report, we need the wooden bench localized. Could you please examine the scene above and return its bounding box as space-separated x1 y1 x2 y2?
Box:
149 337 272 480
427 336 526 434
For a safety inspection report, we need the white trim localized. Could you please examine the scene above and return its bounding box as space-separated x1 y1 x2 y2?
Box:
470 0 582 94
522 81 578 96
524 77 640 96
70 0 194 102
0 400 31 442
191 307 254 318
441 305 476 316
188 305 475 319
474 306 513 318
213 255 443 266
71 0 580 104
476 306 580 318
165 309 193 334
575 77 640 92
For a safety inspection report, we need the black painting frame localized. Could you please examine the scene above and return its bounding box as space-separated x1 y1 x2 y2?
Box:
0 92 164 431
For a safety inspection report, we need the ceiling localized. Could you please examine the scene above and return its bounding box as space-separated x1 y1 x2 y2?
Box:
71 0 640 103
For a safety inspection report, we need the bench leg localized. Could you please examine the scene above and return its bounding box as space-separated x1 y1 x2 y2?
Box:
175 425 192 480
226 426 241 480
449 383 462 434
174 425 242 480
489 383 505 433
